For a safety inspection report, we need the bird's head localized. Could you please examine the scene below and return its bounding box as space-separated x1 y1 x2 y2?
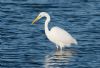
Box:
32 12 49 24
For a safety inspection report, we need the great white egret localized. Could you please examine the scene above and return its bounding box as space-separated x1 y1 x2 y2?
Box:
32 12 77 51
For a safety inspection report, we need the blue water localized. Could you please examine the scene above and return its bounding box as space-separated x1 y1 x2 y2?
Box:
0 0 100 68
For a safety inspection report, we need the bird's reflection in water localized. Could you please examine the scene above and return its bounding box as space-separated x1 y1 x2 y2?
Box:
45 49 76 68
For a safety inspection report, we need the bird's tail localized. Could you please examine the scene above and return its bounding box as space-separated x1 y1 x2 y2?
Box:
73 39 78 45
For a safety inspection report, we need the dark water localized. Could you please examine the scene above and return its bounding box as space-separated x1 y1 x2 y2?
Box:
0 0 100 68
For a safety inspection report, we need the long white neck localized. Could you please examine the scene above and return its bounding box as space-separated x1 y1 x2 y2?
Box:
45 14 50 36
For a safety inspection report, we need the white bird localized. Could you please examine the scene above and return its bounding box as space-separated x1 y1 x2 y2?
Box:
32 12 77 51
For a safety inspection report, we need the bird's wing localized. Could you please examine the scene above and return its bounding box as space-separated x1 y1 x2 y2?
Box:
50 26 77 44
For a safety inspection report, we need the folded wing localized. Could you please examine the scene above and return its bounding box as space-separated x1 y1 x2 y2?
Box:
50 26 77 45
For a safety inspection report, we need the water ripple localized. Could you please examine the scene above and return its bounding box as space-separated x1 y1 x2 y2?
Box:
0 0 100 68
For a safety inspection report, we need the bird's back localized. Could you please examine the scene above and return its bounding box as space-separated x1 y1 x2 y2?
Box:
50 26 77 46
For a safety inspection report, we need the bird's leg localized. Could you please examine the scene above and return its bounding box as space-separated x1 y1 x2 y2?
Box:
60 47 63 52
56 45 59 51
59 45 63 52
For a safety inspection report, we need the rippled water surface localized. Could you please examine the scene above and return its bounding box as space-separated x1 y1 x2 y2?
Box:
0 0 100 68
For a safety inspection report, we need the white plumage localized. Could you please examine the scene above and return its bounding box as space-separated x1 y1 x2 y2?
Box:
32 12 78 51
50 27 77 46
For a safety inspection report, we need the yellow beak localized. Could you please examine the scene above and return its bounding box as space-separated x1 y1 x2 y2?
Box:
32 16 41 24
